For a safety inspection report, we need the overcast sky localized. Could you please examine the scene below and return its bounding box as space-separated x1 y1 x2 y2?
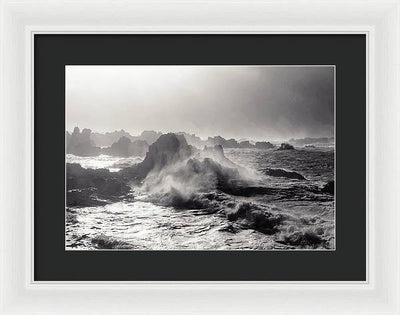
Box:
66 65 334 141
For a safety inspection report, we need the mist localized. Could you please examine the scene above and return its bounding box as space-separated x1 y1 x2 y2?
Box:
66 65 334 141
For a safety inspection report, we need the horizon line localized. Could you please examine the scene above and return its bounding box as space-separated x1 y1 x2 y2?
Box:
66 126 334 143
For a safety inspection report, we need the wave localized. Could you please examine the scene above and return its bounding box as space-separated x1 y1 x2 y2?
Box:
91 234 134 249
67 133 335 249
66 154 143 171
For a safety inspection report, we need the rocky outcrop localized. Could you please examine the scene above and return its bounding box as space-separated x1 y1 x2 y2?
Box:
67 189 109 208
255 141 274 149
264 168 306 180
69 127 150 158
127 139 149 157
277 143 295 150
206 136 275 150
67 127 101 156
67 163 131 207
288 137 334 146
207 136 239 148
91 130 162 147
321 180 334 194
66 131 72 146
83 127 278 151
132 130 162 145
101 136 149 157
141 133 194 171
91 129 134 147
122 134 265 203
239 141 253 148
278 230 326 248
176 132 206 148
120 133 195 181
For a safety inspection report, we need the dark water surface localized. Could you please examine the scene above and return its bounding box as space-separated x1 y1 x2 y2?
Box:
66 147 335 250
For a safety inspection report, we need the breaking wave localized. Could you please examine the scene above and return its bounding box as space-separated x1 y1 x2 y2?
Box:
66 133 335 250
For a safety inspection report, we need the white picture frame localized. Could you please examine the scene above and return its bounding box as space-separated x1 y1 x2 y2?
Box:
0 0 399 314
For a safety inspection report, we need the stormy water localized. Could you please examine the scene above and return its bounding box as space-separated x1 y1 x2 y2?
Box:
66 142 335 251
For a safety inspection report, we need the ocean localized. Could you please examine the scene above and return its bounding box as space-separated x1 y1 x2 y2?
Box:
66 146 335 250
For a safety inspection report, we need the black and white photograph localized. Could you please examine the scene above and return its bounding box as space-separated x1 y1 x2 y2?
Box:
65 65 335 251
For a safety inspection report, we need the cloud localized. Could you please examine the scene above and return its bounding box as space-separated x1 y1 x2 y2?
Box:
66 66 334 141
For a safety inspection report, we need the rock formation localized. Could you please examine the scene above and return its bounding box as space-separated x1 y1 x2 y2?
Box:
66 163 130 207
321 180 334 194
255 141 274 149
90 129 134 147
206 135 275 150
207 136 240 148
132 130 162 145
67 127 101 156
288 137 334 146
264 168 306 180
141 133 194 170
101 136 149 157
177 132 207 148
120 133 195 181
279 230 326 248
91 130 162 147
67 132 295 236
277 143 295 150
238 140 253 148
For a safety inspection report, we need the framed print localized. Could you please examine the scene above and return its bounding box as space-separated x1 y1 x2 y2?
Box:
65 64 336 253
1 0 399 314
34 34 365 281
